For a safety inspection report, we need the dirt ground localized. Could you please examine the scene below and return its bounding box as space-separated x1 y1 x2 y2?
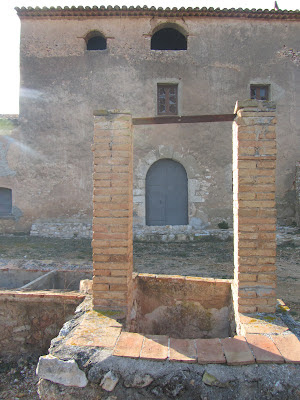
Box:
0 356 39 400
134 238 300 322
0 233 299 399
0 234 299 317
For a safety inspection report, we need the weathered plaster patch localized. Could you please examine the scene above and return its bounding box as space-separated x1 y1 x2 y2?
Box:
224 164 233 194
189 178 211 203
211 62 241 72
189 216 209 230
11 206 23 222
0 141 16 177
277 46 300 66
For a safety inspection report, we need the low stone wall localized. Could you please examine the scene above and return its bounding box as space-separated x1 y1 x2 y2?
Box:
134 226 233 242
129 274 233 338
30 221 233 241
38 360 300 400
0 290 84 357
30 222 92 239
28 222 299 242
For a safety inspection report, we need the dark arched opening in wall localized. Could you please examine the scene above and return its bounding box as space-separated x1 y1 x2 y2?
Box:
86 31 107 50
146 159 188 226
151 27 187 50
0 188 12 216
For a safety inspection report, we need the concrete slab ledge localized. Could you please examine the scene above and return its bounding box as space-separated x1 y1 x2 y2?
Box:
63 310 300 365
37 305 300 399
0 289 85 303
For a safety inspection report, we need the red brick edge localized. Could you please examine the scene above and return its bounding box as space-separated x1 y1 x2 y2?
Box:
111 332 300 365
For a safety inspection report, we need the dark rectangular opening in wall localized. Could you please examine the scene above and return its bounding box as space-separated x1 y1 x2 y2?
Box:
250 85 270 100
0 188 12 216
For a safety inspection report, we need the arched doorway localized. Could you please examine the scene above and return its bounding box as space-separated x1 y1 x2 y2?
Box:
146 159 188 226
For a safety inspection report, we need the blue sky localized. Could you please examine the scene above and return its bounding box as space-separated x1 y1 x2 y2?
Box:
0 0 298 114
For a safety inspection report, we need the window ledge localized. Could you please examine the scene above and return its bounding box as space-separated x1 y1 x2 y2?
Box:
0 214 16 220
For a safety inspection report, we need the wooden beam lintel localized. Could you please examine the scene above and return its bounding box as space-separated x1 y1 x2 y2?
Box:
133 114 236 125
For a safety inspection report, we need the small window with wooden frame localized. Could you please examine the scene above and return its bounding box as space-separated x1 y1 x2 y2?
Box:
250 85 270 101
157 84 178 115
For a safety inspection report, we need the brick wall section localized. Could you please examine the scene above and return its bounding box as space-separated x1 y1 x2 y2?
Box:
92 111 133 312
233 100 277 314
0 290 84 357
296 161 300 226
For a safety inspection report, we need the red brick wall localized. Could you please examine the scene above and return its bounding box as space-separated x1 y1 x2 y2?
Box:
233 100 277 314
296 161 300 226
92 111 133 312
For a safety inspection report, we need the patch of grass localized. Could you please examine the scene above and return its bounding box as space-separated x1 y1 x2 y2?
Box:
218 221 229 229
262 315 276 322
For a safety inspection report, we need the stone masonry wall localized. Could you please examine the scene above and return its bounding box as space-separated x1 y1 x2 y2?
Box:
233 100 277 314
92 111 133 313
30 222 92 239
6 15 298 235
0 290 84 357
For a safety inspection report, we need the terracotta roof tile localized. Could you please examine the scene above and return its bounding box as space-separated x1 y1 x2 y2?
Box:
15 6 300 20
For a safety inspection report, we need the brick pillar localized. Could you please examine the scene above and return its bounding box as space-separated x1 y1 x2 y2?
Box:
233 100 277 314
92 110 133 313
296 161 300 227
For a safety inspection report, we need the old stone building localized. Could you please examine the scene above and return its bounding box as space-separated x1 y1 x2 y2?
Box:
0 6 299 237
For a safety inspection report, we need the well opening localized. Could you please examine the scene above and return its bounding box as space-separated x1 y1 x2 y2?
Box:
128 274 234 339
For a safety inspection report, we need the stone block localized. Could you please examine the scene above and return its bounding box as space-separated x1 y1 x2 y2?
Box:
36 355 88 387
101 371 119 392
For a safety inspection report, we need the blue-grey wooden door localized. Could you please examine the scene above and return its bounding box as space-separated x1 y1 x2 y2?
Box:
146 159 188 226
0 188 12 216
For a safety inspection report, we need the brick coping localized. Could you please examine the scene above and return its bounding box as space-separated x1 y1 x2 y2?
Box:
0 289 85 302
65 310 300 365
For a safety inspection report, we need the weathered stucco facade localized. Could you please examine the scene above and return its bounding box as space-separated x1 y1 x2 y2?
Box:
0 6 299 235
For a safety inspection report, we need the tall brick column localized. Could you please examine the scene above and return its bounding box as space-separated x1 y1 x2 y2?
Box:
92 111 133 313
296 161 300 227
233 100 277 314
